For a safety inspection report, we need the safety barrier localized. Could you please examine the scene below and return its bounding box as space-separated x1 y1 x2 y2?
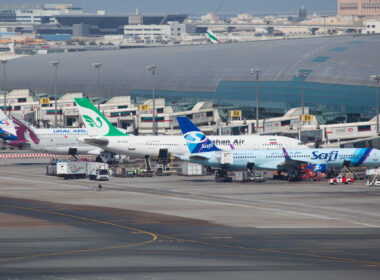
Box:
0 153 95 160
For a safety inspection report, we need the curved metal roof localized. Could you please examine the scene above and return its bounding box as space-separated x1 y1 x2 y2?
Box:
5 35 380 97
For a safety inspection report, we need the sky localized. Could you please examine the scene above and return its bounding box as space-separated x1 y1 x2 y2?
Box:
0 0 337 14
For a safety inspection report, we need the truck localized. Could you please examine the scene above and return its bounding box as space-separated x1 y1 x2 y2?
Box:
57 161 87 179
56 161 109 180
87 162 109 181
329 174 354 185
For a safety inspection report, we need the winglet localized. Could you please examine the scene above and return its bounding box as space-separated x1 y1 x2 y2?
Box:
282 148 291 160
177 116 221 154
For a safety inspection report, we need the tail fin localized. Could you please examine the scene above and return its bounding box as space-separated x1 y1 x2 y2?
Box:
74 98 127 137
282 148 291 160
10 114 40 145
0 109 17 140
177 116 221 154
207 30 222 44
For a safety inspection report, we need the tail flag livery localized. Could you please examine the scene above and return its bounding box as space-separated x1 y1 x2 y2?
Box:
0 109 17 140
9 114 40 146
207 30 222 44
282 148 291 160
74 98 127 137
177 116 221 154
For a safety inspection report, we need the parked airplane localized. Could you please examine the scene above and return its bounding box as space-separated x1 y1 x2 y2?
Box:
176 116 380 182
74 98 308 159
0 109 17 141
8 114 102 155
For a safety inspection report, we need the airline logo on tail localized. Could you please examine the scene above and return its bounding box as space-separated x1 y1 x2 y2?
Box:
282 148 291 160
82 115 103 128
177 116 221 153
207 30 222 44
0 109 17 140
10 115 40 145
74 98 126 137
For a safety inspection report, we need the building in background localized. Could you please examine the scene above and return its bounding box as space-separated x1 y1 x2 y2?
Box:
124 21 186 43
4 35 380 125
365 19 380 33
338 0 380 17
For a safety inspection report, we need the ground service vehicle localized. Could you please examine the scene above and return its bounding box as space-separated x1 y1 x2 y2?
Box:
57 161 87 179
329 174 354 185
88 162 109 181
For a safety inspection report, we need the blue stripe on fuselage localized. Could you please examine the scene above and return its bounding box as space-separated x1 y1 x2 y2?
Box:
352 148 372 167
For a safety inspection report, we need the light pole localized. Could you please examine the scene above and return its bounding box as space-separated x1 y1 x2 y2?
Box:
250 68 261 134
358 15 365 34
371 75 380 135
0 59 7 115
296 71 309 141
321 15 328 34
50 60 59 127
147 65 157 135
92 63 102 110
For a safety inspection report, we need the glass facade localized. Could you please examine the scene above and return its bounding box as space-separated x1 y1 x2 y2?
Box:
132 80 377 124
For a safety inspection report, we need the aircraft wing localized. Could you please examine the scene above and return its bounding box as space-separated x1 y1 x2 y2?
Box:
189 154 212 161
81 137 109 147
279 148 308 168
175 152 212 161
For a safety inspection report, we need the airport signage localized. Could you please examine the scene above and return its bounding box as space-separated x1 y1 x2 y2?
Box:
302 115 312 122
334 127 357 135
139 105 149 111
230 110 242 118
40 98 50 105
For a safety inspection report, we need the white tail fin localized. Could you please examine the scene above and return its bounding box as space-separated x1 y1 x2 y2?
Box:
0 109 17 140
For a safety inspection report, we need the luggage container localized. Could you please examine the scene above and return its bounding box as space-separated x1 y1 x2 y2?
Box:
182 163 203 176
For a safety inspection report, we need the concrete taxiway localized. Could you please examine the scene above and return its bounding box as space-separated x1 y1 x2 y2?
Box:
0 161 380 279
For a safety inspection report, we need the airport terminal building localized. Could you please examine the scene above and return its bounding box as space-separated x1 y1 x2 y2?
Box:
3 35 380 124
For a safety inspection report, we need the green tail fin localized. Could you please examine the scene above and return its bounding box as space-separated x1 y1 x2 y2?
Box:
74 98 127 137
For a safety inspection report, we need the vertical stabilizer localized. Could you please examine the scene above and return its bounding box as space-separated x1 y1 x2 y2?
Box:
10 114 40 145
0 109 17 140
74 98 127 137
177 116 221 154
207 30 222 44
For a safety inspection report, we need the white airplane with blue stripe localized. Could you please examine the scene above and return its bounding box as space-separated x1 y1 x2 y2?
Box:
176 116 380 182
0 109 17 141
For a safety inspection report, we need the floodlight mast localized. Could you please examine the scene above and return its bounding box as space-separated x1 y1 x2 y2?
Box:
50 60 59 127
296 71 309 141
250 68 261 134
92 63 103 110
147 65 158 135
371 75 380 135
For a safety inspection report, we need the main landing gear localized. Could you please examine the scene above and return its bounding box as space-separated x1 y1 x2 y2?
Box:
215 166 232 183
